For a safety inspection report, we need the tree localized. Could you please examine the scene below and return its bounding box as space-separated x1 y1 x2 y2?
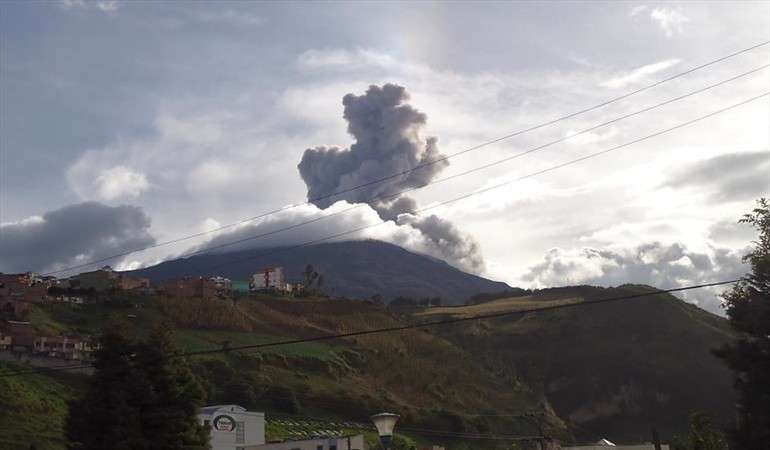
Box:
713 198 770 449
66 322 150 450
66 322 210 450
134 323 210 450
671 412 728 450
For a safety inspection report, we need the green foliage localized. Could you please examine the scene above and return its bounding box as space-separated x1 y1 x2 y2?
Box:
65 321 209 450
0 362 72 450
713 198 770 449
671 412 728 450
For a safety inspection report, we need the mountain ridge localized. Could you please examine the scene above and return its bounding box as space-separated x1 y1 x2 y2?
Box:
129 239 512 304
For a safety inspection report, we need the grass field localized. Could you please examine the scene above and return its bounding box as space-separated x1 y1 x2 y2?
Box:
415 295 581 318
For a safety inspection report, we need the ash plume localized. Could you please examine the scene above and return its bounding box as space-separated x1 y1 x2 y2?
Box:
297 83 485 273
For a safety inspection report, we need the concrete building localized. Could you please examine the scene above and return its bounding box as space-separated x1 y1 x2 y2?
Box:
198 405 265 450
563 440 669 450
70 266 120 291
251 267 286 291
247 435 366 450
164 276 232 300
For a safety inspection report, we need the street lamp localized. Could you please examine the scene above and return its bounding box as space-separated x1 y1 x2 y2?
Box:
371 412 400 450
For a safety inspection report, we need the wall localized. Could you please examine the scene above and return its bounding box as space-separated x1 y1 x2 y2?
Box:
247 434 365 450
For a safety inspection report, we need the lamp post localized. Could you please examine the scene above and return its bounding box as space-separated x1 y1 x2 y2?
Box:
371 412 400 450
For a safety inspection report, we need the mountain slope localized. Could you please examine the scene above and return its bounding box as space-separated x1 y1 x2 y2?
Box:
130 240 511 304
422 285 736 444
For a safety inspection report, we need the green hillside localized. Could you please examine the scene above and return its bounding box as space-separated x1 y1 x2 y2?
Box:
0 285 736 449
424 285 736 443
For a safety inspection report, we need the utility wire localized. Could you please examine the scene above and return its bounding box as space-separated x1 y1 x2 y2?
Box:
0 279 739 378
166 65 769 262
40 41 770 277
4 91 762 377
207 92 768 271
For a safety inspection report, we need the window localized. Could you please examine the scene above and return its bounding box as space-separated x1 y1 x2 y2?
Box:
330 446 337 450
317 446 324 450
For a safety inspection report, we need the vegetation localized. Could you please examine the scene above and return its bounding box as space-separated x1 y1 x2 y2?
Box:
0 362 72 450
713 198 770 449
671 412 728 450
65 321 209 450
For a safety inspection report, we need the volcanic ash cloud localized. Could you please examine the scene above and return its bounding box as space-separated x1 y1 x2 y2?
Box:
297 83 485 273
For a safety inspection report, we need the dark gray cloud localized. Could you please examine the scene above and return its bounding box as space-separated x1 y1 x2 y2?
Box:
297 84 484 273
522 241 749 315
665 151 769 202
397 214 485 272
0 202 155 273
298 83 448 212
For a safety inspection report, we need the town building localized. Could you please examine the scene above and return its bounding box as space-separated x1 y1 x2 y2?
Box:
68 266 149 293
198 405 266 450
247 434 366 450
70 266 121 291
251 267 287 292
33 335 94 360
164 276 233 300
562 440 669 450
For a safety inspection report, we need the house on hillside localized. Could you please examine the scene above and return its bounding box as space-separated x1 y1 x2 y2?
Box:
0 273 49 317
251 267 289 292
70 266 120 291
163 276 232 300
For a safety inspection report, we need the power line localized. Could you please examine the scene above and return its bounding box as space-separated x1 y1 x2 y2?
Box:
207 91 768 271
41 41 770 277
169 65 768 262
0 280 739 378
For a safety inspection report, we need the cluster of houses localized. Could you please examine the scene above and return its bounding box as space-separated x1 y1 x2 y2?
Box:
0 265 305 317
0 320 96 361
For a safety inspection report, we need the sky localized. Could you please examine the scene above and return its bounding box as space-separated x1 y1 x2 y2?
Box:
1 1 768 315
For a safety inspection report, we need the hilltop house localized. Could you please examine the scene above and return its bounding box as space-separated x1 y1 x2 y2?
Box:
0 273 49 317
69 266 149 293
164 276 233 300
251 267 298 293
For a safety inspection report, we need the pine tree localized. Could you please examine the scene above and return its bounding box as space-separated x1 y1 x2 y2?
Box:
134 323 210 450
66 322 210 450
714 198 770 449
65 323 150 450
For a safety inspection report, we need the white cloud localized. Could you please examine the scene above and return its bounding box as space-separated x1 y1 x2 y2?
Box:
94 166 149 200
600 59 681 89
650 7 690 37
521 241 749 315
60 0 120 13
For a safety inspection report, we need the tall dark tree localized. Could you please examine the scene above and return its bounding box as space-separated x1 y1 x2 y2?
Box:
714 198 770 449
66 322 210 450
135 323 210 450
65 322 150 450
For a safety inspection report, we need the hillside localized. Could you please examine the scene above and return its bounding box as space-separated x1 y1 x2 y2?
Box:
422 285 737 443
130 239 511 304
4 283 737 448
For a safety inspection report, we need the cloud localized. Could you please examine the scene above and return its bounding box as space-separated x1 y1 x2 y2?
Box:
650 7 690 37
191 200 483 272
522 241 749 315
94 166 149 200
59 0 119 13
297 83 485 273
600 59 681 89
664 150 770 202
0 202 155 273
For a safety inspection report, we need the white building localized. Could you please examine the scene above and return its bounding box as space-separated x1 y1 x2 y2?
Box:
198 405 265 450
562 440 669 450
246 434 366 450
251 267 286 291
